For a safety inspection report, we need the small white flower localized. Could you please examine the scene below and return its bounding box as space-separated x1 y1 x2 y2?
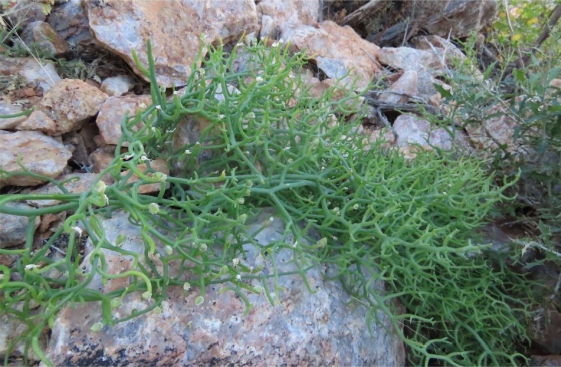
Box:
232 258 240 267
293 241 298 248
123 154 134 160
93 180 106 194
140 155 151 162
73 226 83 237
218 114 225 120
173 90 179 95
256 76 263 83
183 282 191 291
236 274 241 280
185 149 192 155
236 42 244 47
151 127 157 132
353 204 359 210
139 102 147 109
148 203 160 214
155 105 161 110
25 264 39 271
199 243 207 252
272 41 280 48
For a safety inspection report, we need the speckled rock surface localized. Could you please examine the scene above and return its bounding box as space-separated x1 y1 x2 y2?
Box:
84 0 259 87
0 131 72 188
281 20 381 90
38 79 108 135
257 0 319 38
95 94 152 146
0 202 40 248
45 209 405 366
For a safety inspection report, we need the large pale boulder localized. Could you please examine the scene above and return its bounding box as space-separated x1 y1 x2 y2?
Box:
0 131 72 188
84 0 259 87
45 209 405 365
281 20 381 90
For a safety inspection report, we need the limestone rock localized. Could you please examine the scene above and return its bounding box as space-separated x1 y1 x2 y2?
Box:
0 309 42 361
378 47 440 72
48 0 95 48
16 109 57 135
282 20 381 90
412 35 467 67
84 0 259 87
257 0 319 39
0 55 61 93
89 146 116 175
21 21 69 57
0 100 28 130
424 0 498 39
379 70 418 104
5 0 46 30
121 159 170 195
96 95 152 146
100 75 135 97
39 79 108 135
45 209 405 365
0 131 72 188
25 173 108 208
393 114 469 151
0 202 40 248
465 103 533 159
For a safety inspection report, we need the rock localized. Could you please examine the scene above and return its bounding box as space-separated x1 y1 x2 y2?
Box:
0 100 28 130
0 131 72 188
0 202 40 248
464 103 531 159
393 114 469 151
530 355 561 366
0 310 42 362
171 113 216 176
84 0 259 87
412 35 467 67
0 55 61 93
256 0 319 39
45 209 405 365
121 159 170 195
282 20 381 90
96 95 152 146
378 70 418 104
20 21 69 57
48 0 95 48
531 307 561 355
25 173 108 208
344 0 496 46
100 75 135 97
16 109 57 135
39 79 108 135
424 0 498 39
378 47 440 72
5 0 46 30
365 127 396 150
89 146 116 175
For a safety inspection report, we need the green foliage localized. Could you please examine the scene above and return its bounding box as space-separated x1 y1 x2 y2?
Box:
0 38 537 366
437 28 561 244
